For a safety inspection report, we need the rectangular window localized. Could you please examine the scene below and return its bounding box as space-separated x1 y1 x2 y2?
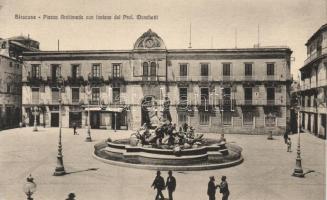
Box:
71 64 80 78
199 112 210 125
51 64 61 80
112 87 120 103
31 88 39 104
201 63 209 76
267 63 275 76
180 64 188 77
179 88 188 102
178 112 188 125
143 62 148 76
223 63 231 76
267 87 275 101
92 88 100 104
9 62 12 67
245 63 253 76
244 87 253 104
15 63 19 69
150 62 156 76
223 112 232 125
31 64 41 78
92 64 101 77
112 63 121 78
243 112 253 125
71 88 80 103
201 88 209 104
52 88 59 103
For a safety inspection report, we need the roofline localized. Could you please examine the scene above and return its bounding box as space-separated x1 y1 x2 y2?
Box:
23 47 292 56
305 23 327 46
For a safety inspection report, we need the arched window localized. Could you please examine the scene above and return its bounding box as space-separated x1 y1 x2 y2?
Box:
150 62 156 76
143 62 148 76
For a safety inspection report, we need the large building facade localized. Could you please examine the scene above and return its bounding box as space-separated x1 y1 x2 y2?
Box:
22 29 292 134
299 24 327 139
0 36 39 130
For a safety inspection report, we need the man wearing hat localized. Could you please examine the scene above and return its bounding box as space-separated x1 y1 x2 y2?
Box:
166 170 176 200
217 176 230 200
151 170 165 200
207 176 219 200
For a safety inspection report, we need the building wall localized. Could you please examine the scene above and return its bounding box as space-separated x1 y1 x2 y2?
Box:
299 24 327 139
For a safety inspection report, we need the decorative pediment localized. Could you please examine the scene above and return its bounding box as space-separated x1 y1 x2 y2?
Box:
133 29 166 50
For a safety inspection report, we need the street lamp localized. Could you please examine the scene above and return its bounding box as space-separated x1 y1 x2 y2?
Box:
23 174 36 200
85 84 92 142
114 112 117 132
53 76 66 176
32 106 39 132
292 95 304 177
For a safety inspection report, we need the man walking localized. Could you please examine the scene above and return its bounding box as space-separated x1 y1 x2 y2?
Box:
217 176 230 200
166 170 176 200
151 171 165 200
207 176 218 200
73 122 78 135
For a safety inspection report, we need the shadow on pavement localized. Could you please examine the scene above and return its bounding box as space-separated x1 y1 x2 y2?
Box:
66 168 99 175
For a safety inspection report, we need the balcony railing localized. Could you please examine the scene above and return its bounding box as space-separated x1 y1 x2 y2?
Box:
142 76 158 81
304 47 327 65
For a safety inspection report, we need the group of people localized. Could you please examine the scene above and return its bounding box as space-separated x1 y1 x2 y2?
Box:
134 122 204 148
151 170 176 200
207 176 230 200
151 170 230 200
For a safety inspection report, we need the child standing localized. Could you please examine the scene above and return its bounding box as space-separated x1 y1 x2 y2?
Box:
287 137 292 152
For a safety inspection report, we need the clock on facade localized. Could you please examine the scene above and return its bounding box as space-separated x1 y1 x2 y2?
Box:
145 39 154 48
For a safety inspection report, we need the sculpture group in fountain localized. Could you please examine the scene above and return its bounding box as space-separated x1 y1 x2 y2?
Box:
130 97 204 149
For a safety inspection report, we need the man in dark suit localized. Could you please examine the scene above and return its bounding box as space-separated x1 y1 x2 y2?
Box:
217 176 230 200
166 170 176 200
207 176 218 200
151 171 165 200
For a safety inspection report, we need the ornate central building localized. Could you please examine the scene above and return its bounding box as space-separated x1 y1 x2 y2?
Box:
22 29 292 134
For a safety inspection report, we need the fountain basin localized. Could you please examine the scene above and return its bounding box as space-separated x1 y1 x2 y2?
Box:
93 138 243 171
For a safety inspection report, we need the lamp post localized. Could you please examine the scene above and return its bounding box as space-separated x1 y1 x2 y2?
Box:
114 112 117 132
32 106 39 132
23 174 36 200
293 95 304 177
85 84 92 142
53 76 66 176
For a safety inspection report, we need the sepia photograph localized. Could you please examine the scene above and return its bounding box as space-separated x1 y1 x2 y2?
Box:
0 0 326 199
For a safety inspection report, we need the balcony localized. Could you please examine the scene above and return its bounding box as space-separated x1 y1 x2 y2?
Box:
142 76 158 81
266 99 284 106
90 100 100 105
88 75 104 84
26 75 44 85
109 76 125 83
175 76 189 82
236 99 257 105
241 75 257 81
222 76 233 81
66 76 85 85
304 47 327 65
72 98 80 104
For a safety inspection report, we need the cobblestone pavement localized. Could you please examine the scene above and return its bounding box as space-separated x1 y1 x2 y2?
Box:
0 127 325 200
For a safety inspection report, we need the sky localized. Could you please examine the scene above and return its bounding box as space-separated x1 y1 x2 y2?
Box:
0 0 326 79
